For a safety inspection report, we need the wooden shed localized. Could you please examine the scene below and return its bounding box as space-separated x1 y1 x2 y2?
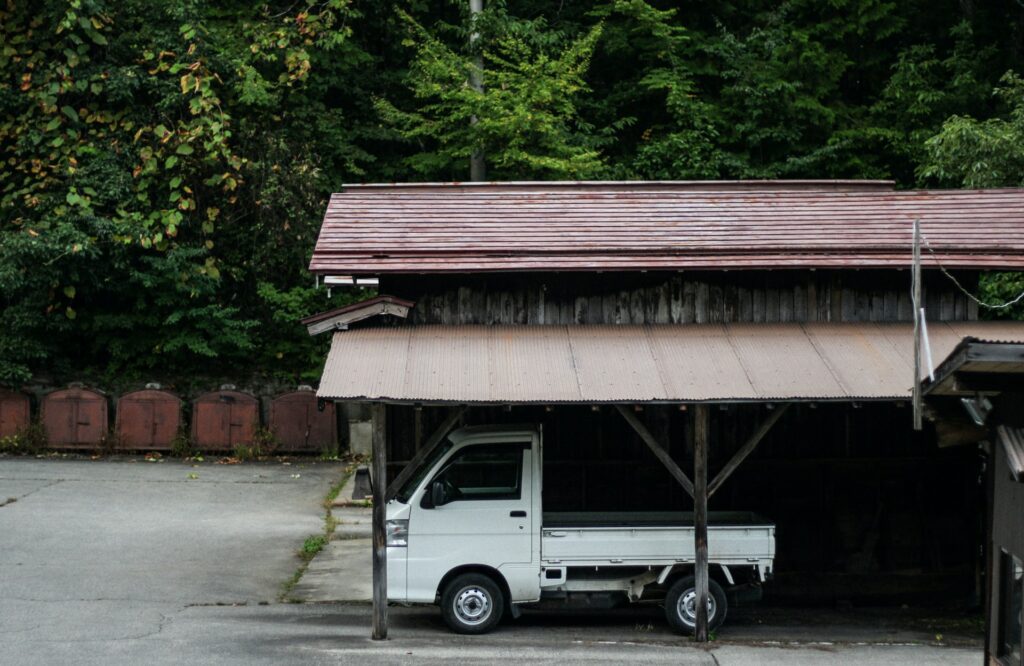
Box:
270 390 336 453
115 389 182 450
0 389 30 439
308 180 1024 640
923 339 1024 664
41 386 108 449
191 390 259 452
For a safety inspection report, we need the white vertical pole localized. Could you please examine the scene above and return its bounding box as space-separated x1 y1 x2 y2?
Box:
920 308 935 381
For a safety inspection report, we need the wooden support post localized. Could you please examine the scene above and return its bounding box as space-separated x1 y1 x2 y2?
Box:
371 402 388 640
708 404 789 498
615 404 694 498
693 404 710 643
386 407 465 502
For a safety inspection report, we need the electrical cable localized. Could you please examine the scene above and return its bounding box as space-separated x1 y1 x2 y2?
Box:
920 233 1024 310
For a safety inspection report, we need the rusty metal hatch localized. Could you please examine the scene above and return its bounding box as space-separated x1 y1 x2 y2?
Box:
270 391 336 453
192 390 259 451
0 390 30 438
116 390 182 450
41 387 108 448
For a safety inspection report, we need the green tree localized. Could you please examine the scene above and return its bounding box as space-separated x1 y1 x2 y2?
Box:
0 0 367 384
376 10 606 180
921 72 1024 188
920 70 1024 318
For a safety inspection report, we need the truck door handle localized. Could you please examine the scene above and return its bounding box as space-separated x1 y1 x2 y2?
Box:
510 510 527 517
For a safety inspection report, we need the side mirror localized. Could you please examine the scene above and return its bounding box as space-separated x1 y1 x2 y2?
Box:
431 480 447 507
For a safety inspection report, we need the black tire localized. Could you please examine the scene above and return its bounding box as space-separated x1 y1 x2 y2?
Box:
665 575 727 634
440 573 505 634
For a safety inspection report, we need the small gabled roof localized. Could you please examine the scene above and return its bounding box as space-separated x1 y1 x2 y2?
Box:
302 295 414 335
921 337 1024 396
309 181 1024 275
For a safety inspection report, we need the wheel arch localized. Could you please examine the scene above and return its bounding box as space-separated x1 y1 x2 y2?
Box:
435 564 511 606
662 564 733 590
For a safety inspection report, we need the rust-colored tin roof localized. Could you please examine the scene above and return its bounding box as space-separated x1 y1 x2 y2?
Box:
309 181 1024 274
316 321 1024 404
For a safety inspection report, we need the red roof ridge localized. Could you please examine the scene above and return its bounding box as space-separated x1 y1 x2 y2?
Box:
338 179 897 192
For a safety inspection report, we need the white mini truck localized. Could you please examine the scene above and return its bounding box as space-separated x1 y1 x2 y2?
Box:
385 425 775 634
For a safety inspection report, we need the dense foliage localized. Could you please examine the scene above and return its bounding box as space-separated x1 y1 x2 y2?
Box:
2 0 1023 384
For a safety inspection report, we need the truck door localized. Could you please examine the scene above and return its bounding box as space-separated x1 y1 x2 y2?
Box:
406 442 538 603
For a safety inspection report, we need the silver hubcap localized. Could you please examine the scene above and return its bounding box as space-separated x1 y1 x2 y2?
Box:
678 589 716 626
454 586 492 626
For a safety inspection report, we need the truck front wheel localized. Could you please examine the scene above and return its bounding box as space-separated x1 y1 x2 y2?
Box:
440 573 505 634
665 576 727 634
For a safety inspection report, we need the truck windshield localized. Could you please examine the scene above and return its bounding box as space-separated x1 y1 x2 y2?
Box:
394 438 456 503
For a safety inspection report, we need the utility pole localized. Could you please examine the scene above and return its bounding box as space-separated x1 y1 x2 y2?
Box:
912 217 923 430
469 0 486 181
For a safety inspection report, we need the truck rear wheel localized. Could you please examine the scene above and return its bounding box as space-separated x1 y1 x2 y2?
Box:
440 573 505 634
665 575 727 634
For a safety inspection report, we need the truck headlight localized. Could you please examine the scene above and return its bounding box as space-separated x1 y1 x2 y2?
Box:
386 519 408 547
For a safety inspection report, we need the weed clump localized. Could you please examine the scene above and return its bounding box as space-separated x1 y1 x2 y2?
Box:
300 534 327 561
0 423 46 455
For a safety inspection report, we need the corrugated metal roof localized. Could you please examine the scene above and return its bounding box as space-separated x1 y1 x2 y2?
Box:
922 335 1024 396
309 181 1024 274
317 321 1024 403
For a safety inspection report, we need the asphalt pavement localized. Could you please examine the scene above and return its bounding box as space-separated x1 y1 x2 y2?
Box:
0 457 983 665
0 456 341 664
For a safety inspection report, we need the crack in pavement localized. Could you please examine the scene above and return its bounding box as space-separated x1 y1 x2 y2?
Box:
0 478 63 505
7 609 182 643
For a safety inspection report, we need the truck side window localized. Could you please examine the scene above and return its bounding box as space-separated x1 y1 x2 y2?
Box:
432 445 523 502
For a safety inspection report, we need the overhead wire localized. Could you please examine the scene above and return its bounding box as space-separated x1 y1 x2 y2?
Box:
920 232 1024 310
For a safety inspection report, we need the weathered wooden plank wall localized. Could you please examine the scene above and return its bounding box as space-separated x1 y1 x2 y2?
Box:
383 270 979 325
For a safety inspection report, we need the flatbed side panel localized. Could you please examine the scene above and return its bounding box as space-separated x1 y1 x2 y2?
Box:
543 511 772 528
541 525 775 565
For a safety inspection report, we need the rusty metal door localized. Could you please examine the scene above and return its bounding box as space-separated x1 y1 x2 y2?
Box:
41 387 108 448
192 390 259 451
0 390 30 438
116 390 181 450
270 391 336 453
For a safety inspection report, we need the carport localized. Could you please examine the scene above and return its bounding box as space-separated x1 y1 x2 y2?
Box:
316 319 1024 640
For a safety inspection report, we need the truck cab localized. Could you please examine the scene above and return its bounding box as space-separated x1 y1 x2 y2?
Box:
385 425 774 634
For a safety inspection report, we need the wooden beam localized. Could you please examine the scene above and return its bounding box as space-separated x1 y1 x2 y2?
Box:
693 404 710 643
953 371 1024 394
708 404 789 498
614 405 694 499
371 403 388 640
386 407 465 502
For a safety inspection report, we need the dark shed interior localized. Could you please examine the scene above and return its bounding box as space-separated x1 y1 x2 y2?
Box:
386 402 981 607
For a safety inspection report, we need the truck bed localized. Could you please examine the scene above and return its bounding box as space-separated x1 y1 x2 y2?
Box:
541 511 775 568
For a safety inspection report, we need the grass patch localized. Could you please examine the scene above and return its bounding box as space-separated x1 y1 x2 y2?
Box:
300 534 327 561
323 471 351 511
279 463 357 601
